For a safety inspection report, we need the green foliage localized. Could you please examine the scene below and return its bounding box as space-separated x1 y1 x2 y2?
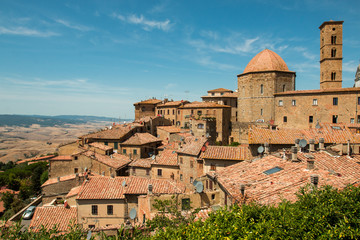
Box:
152 185 360 239
40 170 48 185
1 192 14 210
229 142 240 146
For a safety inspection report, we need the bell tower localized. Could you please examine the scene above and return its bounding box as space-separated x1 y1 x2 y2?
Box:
319 20 343 89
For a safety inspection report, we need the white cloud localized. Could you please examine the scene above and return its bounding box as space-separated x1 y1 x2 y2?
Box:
112 13 172 31
55 19 92 32
293 46 316 60
196 56 238 71
0 26 58 37
343 61 358 73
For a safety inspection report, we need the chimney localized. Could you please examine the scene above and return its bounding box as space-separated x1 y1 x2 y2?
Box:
264 142 270 155
319 138 325 150
307 158 315 170
309 139 315 152
148 184 153 195
295 138 300 150
311 175 319 188
240 184 245 196
291 146 298 162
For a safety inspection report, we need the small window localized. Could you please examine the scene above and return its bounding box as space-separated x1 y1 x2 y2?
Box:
278 100 283 106
190 160 194 168
331 72 336 80
358 97 360 105
167 110 170 115
331 48 336 57
104 142 108 146
260 84 264 94
114 142 118 149
74 168 78 174
351 118 355 123
107 205 113 215
181 198 190 210
173 109 175 115
74 156 78 160
191 110 194 114
283 116 287 123
331 35 336 44
260 109 263 116
197 110 202 115
197 123 204 129
332 115 338 123
157 169 162 176
313 99 318 106
282 84 286 92
210 164 216 171
180 174 183 181
132 168 136 175
263 166 283 175
292 100 296 106
141 107 145 112
91 205 98 215
190 177 193 183
171 173 174 180
178 110 180 114
123 149 127 154
309 116 313 123
209 180 213 190
211 194 215 200
211 93 215 96
88 225 95 229
333 97 338 106
146 169 150 175
221 93 224 95
133 149 137 155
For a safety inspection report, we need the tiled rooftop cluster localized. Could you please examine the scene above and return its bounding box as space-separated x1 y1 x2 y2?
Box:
201 145 251 161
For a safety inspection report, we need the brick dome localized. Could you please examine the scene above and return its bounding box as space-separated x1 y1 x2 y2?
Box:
243 49 289 74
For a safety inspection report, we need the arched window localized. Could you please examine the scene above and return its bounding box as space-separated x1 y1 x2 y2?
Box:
260 84 264 94
282 84 286 92
331 35 336 45
331 72 336 81
331 48 336 57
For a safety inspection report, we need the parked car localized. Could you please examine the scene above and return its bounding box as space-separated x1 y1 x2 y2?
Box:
22 206 36 220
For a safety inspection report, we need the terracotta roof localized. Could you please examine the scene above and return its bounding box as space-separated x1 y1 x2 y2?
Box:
29 206 77 232
134 99 162 105
49 155 72 161
17 155 55 164
0 188 19 195
121 133 161 146
156 100 189 107
202 92 238 98
124 176 185 195
208 152 360 205
158 141 182 150
89 142 113 151
242 49 291 74
91 152 131 169
249 123 360 145
82 125 135 140
200 146 251 161
157 126 182 133
207 88 233 93
194 208 212 221
41 173 85 187
274 87 360 96
177 136 208 156
152 149 178 166
65 186 81 199
179 101 231 109
128 158 152 168
77 176 185 200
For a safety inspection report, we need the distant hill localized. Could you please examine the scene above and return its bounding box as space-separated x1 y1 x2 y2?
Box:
0 115 133 127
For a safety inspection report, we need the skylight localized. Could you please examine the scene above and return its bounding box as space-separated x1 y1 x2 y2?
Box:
263 166 283 175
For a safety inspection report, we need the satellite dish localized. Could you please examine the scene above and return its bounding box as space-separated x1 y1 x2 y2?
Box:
122 181 126 187
151 155 156 160
129 208 137 220
193 180 198 186
299 139 307 148
195 182 204 193
257 146 264 154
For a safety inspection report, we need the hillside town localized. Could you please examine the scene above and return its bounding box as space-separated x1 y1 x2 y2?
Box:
3 20 360 237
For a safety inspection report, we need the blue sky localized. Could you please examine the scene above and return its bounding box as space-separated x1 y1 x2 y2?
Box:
0 0 359 118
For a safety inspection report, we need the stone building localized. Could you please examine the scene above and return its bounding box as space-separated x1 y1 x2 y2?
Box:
120 133 162 159
133 98 162 120
202 88 238 122
155 100 189 125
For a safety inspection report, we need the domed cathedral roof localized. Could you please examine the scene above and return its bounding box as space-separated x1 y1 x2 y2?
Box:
242 49 290 74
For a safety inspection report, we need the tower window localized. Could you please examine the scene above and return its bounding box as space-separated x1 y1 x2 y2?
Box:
282 85 286 92
292 100 296 106
333 97 338 106
309 116 313 123
260 84 264 94
331 48 336 57
278 100 283 106
260 109 263 116
331 72 336 81
331 35 337 44
283 116 287 123
332 115 338 123
313 99 318 106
